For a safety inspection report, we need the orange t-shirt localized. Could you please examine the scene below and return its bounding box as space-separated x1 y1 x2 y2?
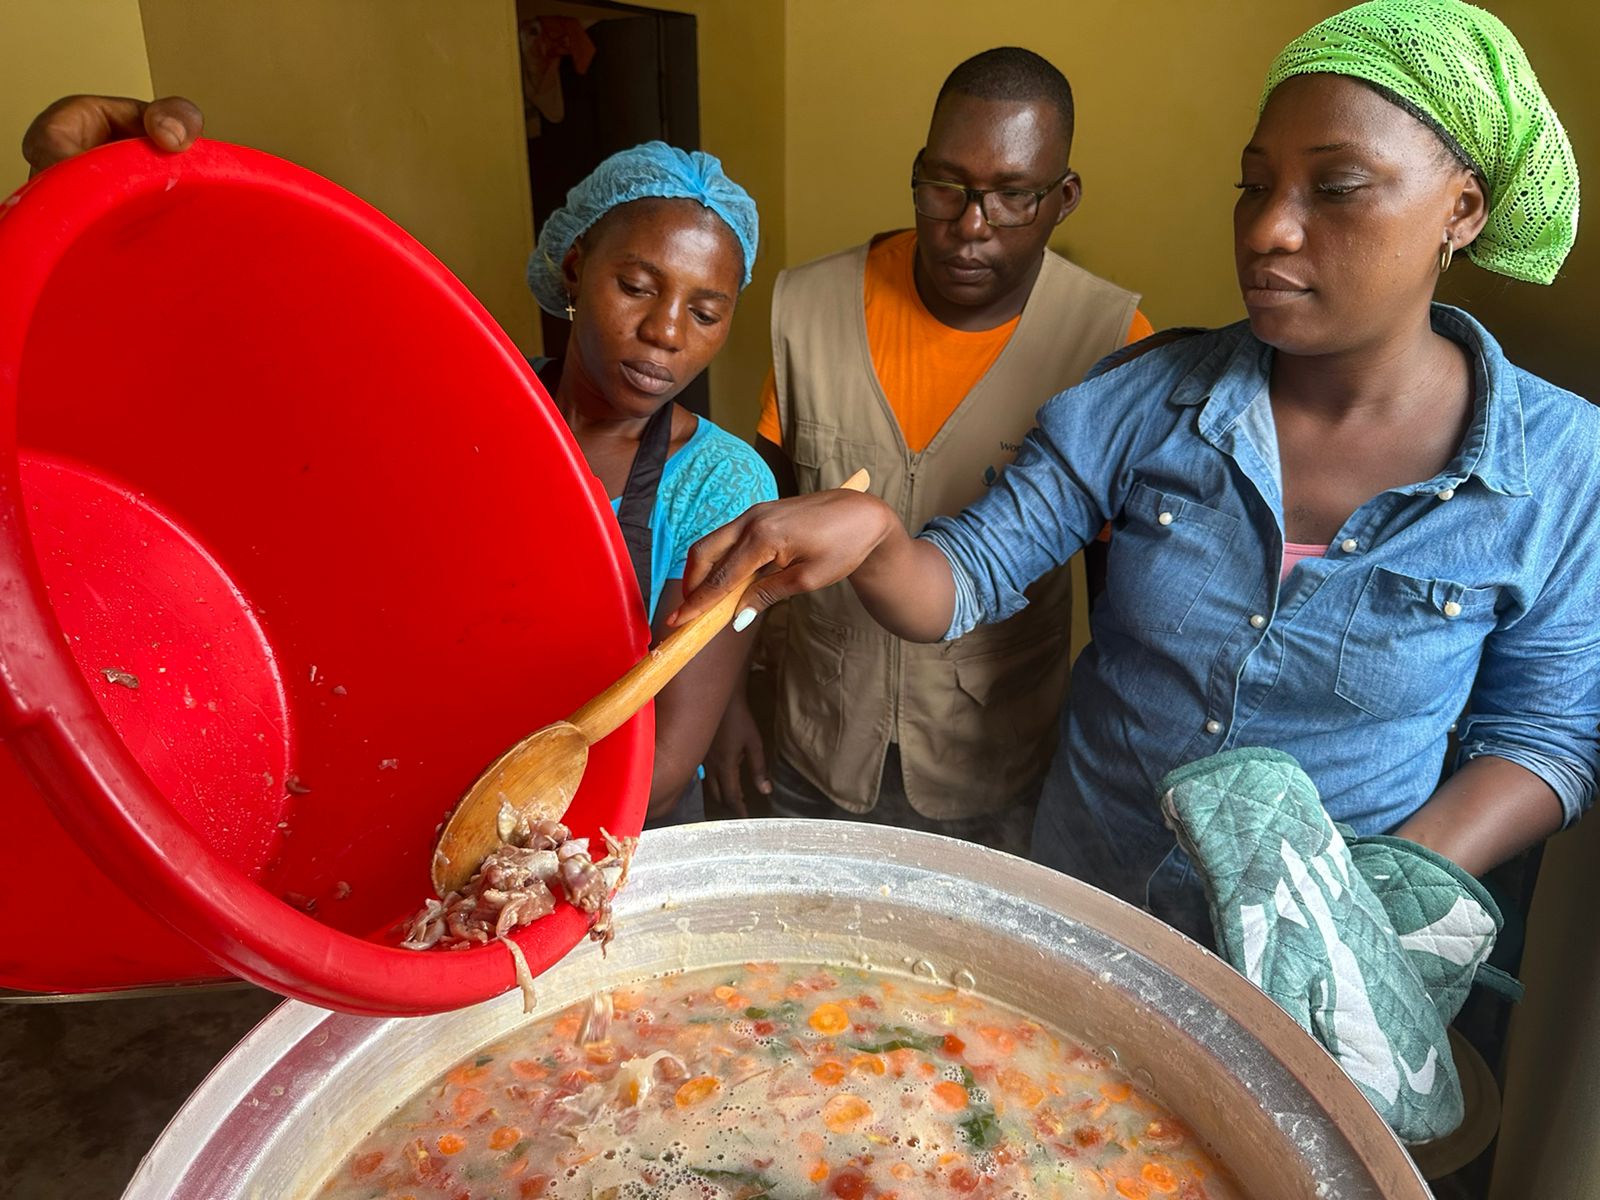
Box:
757 231 1152 453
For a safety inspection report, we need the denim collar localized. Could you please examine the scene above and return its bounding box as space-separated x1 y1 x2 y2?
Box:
1172 305 1531 498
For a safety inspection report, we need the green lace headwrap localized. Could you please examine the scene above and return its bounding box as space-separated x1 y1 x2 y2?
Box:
1262 0 1579 285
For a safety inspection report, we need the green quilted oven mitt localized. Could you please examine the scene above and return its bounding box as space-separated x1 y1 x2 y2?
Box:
1158 747 1504 1144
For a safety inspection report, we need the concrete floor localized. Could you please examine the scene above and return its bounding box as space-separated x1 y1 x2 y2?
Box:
1 985 281 1200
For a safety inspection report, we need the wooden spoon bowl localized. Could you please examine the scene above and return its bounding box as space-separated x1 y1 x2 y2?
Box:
430 469 871 895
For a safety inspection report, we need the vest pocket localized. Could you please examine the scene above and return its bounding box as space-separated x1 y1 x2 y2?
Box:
791 418 878 490
1105 482 1239 633
1335 567 1499 720
778 607 848 757
945 627 1069 793
792 417 837 469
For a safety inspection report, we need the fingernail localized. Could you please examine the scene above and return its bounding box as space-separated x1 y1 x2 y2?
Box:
158 119 187 147
732 607 757 633
758 781 773 795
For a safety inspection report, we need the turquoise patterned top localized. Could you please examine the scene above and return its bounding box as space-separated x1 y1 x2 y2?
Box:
610 415 777 621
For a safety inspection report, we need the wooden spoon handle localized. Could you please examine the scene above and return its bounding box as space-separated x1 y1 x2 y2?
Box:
567 468 870 746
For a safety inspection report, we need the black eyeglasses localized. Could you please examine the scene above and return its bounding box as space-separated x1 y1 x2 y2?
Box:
910 152 1073 228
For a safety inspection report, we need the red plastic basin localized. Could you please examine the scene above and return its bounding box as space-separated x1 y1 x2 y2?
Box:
0 139 651 1015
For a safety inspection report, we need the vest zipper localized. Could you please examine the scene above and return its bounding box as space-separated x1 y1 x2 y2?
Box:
891 461 918 740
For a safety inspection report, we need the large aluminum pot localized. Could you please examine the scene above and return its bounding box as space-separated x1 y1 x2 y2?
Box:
125 821 1429 1199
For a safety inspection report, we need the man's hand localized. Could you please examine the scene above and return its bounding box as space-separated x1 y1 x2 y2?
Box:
23 95 204 177
702 687 771 817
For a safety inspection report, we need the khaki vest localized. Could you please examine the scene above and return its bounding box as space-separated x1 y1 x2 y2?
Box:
771 237 1138 818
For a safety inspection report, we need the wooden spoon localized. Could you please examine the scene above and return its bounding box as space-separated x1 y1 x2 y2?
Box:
430 468 871 895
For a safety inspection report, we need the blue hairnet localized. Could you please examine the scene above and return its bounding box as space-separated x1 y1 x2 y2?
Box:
526 141 759 319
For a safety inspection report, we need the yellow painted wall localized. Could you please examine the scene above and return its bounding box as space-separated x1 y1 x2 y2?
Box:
0 0 152 198
137 0 542 355
1434 0 1600 399
605 0 787 436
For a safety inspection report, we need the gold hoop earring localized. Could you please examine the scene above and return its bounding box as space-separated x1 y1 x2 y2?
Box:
1439 231 1455 273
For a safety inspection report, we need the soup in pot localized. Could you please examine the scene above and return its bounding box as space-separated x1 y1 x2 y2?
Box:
318 961 1242 1199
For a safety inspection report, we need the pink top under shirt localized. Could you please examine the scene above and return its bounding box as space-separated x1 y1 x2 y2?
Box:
1281 541 1328 580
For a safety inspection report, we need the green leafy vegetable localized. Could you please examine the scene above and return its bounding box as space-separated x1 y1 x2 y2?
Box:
848 1026 941 1054
960 1109 1003 1150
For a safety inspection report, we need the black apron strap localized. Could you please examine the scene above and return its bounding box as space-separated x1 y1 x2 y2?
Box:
614 402 675 621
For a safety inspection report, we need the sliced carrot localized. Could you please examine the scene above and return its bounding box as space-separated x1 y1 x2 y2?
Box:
1141 1163 1179 1193
849 1054 886 1075
977 1026 1016 1056
674 1076 721 1107
822 1093 873 1132
996 1068 1046 1108
891 1162 916 1181
812 1060 847 1086
1100 1081 1133 1103
447 1063 490 1087
584 1041 617 1065
489 1125 523 1151
509 1059 549 1081
808 1002 850 1034
452 1087 487 1119
931 1081 969 1111
808 1162 830 1183
437 1133 466 1155
886 1048 919 1076
1116 1179 1150 1199
552 1013 581 1040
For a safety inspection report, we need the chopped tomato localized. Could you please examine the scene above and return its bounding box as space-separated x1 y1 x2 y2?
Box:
942 1034 966 1056
436 1133 466 1155
948 1165 980 1192
829 1167 869 1198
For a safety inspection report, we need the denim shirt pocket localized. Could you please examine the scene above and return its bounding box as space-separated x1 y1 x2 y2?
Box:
1335 568 1500 720
1106 481 1240 633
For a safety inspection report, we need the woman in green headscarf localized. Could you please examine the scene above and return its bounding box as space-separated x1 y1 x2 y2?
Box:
675 0 1593 1139
677 0 1594 994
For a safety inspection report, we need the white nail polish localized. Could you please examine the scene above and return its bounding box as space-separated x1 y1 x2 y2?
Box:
732 607 757 633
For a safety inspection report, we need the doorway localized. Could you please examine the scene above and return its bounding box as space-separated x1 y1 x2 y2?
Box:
515 0 707 415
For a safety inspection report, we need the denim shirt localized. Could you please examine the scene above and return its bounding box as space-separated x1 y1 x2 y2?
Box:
922 306 1600 940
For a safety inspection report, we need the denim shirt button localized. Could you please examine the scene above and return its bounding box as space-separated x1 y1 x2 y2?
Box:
1443 600 1463 619
1204 718 1223 734
1340 537 1359 553
1157 510 1175 526
1249 613 1267 629
1437 487 1457 501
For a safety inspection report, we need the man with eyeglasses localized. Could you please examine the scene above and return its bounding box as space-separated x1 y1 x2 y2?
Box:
706 47 1150 851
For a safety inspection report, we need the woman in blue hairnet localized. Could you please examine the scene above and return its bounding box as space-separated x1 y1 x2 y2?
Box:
523 144 777 825
24 102 776 827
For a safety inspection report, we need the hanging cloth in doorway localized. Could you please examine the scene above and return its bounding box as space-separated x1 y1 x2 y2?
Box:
519 16 598 136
